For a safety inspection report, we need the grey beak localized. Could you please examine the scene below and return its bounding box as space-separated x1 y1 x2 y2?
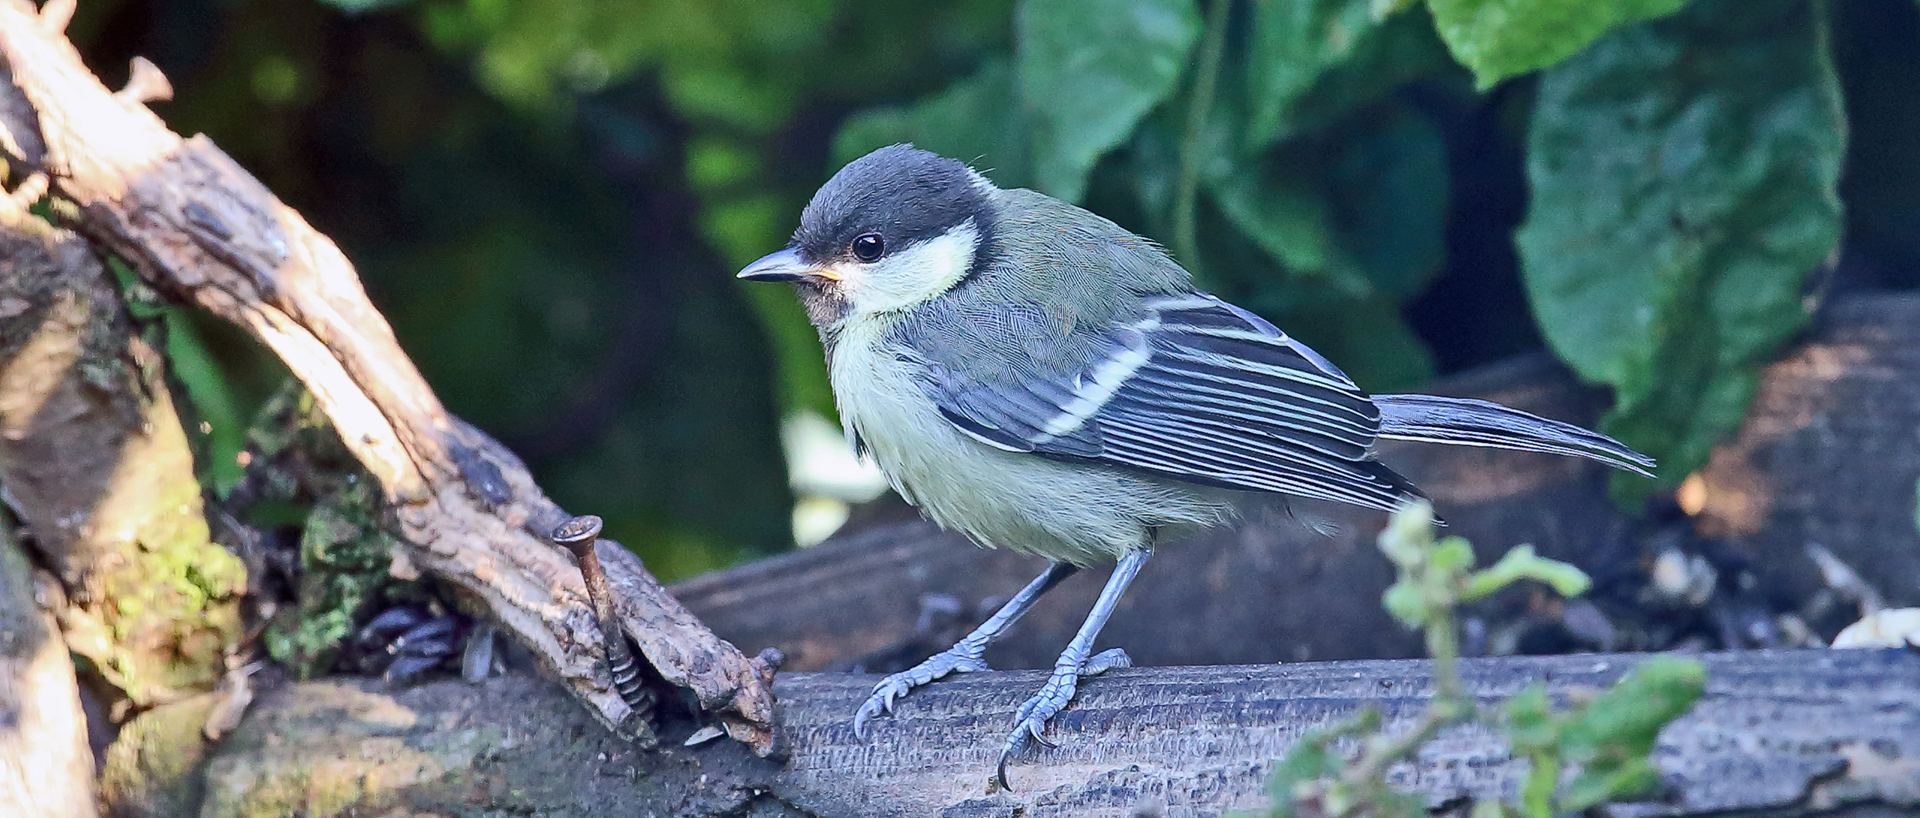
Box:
737 248 819 282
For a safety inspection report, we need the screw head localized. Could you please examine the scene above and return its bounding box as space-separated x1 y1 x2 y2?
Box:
551 514 604 546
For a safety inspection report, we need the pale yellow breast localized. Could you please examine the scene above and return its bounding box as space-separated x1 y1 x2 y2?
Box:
827 316 1234 564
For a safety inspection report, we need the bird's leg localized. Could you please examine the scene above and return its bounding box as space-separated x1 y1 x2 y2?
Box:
853 561 1078 738
997 546 1150 789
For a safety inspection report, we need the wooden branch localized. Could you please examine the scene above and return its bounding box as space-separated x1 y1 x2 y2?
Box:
0 208 243 705
0 0 774 753
0 529 96 818
197 649 1920 817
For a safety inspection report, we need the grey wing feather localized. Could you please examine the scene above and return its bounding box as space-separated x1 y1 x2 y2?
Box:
927 292 1421 512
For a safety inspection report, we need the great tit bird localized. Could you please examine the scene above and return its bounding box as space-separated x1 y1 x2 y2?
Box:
739 144 1653 788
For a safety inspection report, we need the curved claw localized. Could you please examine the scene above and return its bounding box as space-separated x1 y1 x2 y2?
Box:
995 712 1057 791
1082 647 1132 676
850 649 993 739
1024 718 1058 749
995 649 1127 789
852 679 909 739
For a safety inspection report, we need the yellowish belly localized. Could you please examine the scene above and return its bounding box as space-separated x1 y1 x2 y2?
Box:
829 325 1232 565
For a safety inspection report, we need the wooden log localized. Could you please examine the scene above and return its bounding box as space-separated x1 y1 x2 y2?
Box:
0 0 774 753
197 649 1920 817
0 211 243 705
0 526 97 818
1693 293 1920 608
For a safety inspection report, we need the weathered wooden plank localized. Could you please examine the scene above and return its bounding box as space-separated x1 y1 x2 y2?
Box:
199 649 1920 818
762 650 1920 817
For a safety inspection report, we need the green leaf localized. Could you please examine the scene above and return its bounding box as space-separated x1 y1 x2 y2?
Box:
162 313 247 495
1558 656 1705 809
1210 171 1355 289
1210 103 1449 300
1281 295 1436 390
1278 5 1457 141
1382 583 1426 628
1502 684 1561 817
1321 106 1450 298
1425 0 1687 87
834 61 1031 189
1516 0 1845 493
1017 0 1202 201
1502 684 1556 749
1520 753 1562 818
1244 0 1380 147
1463 544 1592 601
1562 760 1660 812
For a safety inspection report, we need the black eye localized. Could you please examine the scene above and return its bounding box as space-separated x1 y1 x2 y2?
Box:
851 233 885 262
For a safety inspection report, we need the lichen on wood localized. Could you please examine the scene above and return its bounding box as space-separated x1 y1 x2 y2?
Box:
0 215 243 705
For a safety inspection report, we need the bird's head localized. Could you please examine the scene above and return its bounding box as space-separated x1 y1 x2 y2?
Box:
738 145 996 322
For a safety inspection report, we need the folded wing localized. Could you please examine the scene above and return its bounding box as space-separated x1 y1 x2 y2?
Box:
929 292 1421 512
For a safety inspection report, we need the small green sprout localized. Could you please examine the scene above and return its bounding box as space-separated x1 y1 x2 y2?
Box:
1249 501 1706 818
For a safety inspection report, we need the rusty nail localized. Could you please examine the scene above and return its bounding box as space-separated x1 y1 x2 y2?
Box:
551 515 654 717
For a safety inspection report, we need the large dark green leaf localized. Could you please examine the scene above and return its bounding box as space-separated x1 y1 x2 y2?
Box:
1210 170 1355 291
1517 0 1845 490
1017 0 1201 201
1281 294 1437 391
1211 103 1449 299
1243 0 1378 148
1319 105 1450 298
1426 0 1687 87
1272 5 1457 141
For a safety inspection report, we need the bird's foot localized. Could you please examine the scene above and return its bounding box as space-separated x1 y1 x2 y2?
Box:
852 643 992 738
995 647 1131 789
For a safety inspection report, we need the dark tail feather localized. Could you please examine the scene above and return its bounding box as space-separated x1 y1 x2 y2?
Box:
1372 394 1656 478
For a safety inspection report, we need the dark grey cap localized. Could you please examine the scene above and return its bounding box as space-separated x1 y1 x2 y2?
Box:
792 145 993 266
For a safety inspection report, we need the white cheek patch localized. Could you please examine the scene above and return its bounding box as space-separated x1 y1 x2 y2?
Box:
841 222 980 316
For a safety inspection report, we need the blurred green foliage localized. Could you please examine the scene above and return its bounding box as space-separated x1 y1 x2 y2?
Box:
1426 0 1687 87
68 0 1920 574
110 258 248 494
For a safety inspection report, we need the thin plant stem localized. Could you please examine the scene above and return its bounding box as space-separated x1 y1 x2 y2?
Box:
1172 0 1232 274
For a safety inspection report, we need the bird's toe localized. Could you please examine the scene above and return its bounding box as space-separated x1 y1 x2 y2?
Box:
849 646 994 739
1081 647 1131 676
